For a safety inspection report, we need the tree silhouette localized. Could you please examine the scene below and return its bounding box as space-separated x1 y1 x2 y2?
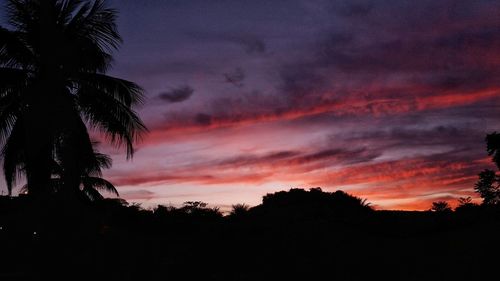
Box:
486 132 500 169
229 203 250 217
475 170 500 205
457 197 472 206
19 144 119 201
0 0 146 198
430 201 452 212
471 133 500 206
180 201 222 217
455 196 479 212
257 188 373 219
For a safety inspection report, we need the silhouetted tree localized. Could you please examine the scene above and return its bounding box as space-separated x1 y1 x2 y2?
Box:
18 144 118 201
180 201 222 218
430 201 452 212
457 196 472 206
486 132 500 169
475 170 500 205
472 133 500 206
153 205 174 217
258 188 373 219
229 203 250 217
457 196 479 208
0 0 146 199
455 196 479 213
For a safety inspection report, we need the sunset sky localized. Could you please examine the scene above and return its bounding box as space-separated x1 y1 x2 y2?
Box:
2 0 499 210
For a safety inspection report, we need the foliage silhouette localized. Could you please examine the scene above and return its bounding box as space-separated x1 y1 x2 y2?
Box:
0 0 146 199
2 188 500 281
455 196 479 212
229 203 250 218
179 201 222 218
472 133 500 205
254 188 373 221
457 196 472 206
152 201 223 221
475 169 500 205
486 132 500 169
19 144 118 201
430 201 452 213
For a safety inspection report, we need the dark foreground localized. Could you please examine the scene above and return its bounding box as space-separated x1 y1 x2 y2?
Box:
0 190 499 281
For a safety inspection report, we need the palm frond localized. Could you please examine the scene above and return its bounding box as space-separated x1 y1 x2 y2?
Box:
0 99 20 147
82 183 104 201
0 67 28 95
67 0 121 52
66 36 113 73
57 0 85 25
92 151 112 170
82 176 118 196
74 73 145 106
6 0 38 33
0 68 26 146
81 151 111 177
77 84 147 158
1 119 25 194
0 26 34 68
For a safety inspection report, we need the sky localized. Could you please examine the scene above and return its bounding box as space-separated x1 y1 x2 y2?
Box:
2 0 500 210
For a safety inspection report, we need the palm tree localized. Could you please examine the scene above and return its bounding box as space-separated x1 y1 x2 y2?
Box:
0 0 146 198
20 144 120 201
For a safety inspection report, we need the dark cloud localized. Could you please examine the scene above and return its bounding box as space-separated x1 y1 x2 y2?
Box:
279 62 328 103
159 86 194 103
195 113 213 126
287 148 381 166
224 67 245 87
331 123 488 172
426 70 499 92
315 7 500 75
213 147 380 170
345 125 476 146
228 34 266 54
218 150 300 167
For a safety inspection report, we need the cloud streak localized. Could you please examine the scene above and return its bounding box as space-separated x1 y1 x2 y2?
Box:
148 87 499 142
158 86 194 103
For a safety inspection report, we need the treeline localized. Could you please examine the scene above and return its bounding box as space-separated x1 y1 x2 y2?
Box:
2 187 500 281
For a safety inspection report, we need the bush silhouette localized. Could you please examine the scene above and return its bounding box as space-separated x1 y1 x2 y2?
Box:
256 188 373 220
430 201 452 213
229 203 250 218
